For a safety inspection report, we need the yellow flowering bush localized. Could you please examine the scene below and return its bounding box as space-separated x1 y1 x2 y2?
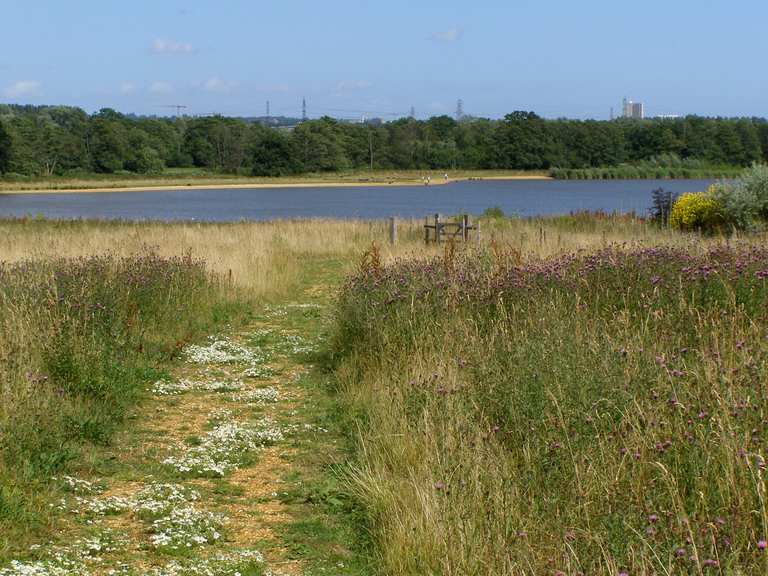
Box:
669 192 723 231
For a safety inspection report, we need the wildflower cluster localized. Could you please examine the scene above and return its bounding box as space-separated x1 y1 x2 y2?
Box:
0 531 127 576
262 302 322 319
58 476 105 495
231 386 279 405
183 336 268 365
278 333 319 355
146 549 266 576
149 506 225 550
163 414 283 477
151 378 242 396
0 557 87 576
241 364 276 379
67 483 201 519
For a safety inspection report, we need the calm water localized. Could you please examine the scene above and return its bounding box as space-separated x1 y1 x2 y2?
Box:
0 179 713 221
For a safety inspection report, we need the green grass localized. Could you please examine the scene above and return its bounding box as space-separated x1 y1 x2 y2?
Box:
550 164 743 180
0 250 245 554
275 371 373 576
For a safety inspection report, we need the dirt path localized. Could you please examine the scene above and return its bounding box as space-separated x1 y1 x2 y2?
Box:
0 298 358 576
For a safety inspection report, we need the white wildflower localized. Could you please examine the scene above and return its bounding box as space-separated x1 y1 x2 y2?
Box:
163 415 283 477
146 549 265 576
231 387 279 405
151 378 242 396
149 506 225 550
240 365 276 380
183 336 268 365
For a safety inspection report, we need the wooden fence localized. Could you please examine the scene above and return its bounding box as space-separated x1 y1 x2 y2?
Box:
387 215 481 245
423 214 480 244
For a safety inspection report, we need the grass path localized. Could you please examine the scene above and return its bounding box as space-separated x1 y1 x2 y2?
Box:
1 263 369 576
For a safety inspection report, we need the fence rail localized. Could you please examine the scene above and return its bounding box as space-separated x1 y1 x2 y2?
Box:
386 215 481 245
424 214 480 244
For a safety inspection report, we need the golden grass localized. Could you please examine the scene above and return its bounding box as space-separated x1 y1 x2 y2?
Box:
0 215 728 303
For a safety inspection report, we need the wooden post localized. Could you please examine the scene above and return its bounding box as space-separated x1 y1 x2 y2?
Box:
462 215 470 242
389 217 397 246
434 213 441 244
476 219 481 242
424 215 430 244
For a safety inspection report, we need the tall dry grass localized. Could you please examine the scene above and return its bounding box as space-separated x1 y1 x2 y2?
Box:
0 214 697 295
331 237 768 574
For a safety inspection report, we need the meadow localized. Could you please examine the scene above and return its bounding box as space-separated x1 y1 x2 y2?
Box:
1 214 765 574
332 237 768 574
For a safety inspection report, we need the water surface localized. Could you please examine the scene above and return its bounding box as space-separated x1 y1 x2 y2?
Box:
0 179 712 221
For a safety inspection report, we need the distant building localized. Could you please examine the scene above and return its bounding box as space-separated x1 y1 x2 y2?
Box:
622 98 644 119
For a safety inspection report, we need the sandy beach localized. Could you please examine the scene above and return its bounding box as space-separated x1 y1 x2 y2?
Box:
0 174 552 195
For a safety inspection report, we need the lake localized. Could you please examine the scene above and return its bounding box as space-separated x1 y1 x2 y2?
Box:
0 179 712 221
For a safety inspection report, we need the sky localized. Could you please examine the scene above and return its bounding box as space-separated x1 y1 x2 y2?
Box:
1 0 766 120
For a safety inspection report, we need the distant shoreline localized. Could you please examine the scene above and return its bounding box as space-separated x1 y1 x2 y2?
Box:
0 175 552 195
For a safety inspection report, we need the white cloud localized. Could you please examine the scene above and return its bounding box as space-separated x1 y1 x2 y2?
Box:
336 80 373 92
120 82 137 95
430 27 463 42
149 81 173 94
203 76 238 93
4 80 41 98
151 38 194 54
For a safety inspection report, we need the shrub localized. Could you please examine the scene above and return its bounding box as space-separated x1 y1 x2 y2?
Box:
708 181 758 231
669 191 722 231
739 163 768 218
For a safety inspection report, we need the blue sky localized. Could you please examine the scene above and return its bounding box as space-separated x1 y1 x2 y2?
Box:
1 0 765 119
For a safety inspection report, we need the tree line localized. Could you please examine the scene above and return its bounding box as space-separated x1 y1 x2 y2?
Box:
1 104 767 178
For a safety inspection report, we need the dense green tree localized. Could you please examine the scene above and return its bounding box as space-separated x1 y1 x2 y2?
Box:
251 129 300 176
0 121 11 173
292 118 350 172
491 112 555 169
0 103 766 178
88 110 129 173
